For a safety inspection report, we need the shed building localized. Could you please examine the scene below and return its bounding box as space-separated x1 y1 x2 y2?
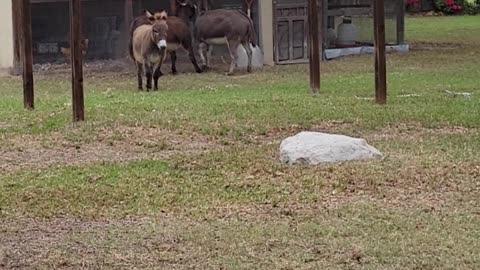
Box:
0 0 406 75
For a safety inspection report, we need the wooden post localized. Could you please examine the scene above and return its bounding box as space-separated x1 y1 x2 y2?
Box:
124 0 133 37
70 0 85 121
124 0 133 57
373 0 387 104
308 0 320 96
396 0 405 44
321 0 328 60
12 0 23 76
308 2 314 90
20 0 34 110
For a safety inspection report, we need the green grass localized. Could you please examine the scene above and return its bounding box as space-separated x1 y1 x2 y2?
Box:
406 15 480 43
1 61 479 138
1 16 480 269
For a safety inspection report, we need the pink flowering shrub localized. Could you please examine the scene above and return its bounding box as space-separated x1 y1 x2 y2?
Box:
434 0 464 14
405 0 420 10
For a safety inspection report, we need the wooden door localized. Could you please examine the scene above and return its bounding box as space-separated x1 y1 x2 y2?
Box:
274 1 309 64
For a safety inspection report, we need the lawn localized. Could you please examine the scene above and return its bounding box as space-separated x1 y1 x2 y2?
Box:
0 16 479 269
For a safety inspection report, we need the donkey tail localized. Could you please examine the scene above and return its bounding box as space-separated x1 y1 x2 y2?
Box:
237 10 257 47
248 19 257 47
128 21 136 61
128 40 134 61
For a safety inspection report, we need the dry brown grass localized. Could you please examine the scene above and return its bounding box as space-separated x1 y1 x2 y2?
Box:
0 126 220 174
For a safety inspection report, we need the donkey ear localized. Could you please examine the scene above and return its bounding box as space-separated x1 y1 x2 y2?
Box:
145 10 153 18
162 10 168 17
155 10 168 20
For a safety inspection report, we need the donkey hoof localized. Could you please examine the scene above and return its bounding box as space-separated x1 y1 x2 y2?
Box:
201 65 208 72
195 68 203 74
171 70 178 75
247 68 252 73
225 72 234 76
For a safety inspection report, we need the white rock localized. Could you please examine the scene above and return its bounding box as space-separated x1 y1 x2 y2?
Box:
280 132 383 165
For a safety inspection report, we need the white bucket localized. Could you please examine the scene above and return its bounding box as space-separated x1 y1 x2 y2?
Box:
236 44 264 68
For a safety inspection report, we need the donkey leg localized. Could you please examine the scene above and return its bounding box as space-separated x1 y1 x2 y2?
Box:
206 45 213 68
136 62 144 90
145 64 153 92
170 51 178 75
242 42 253 73
198 42 208 71
153 65 162 91
184 43 202 73
226 39 240 76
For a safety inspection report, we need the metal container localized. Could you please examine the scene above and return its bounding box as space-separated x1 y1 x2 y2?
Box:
336 17 358 47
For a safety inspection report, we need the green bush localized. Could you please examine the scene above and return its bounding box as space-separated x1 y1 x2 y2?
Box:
466 1 480 14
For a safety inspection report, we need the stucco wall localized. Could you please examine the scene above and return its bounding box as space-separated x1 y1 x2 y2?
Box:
0 1 14 72
259 1 274 66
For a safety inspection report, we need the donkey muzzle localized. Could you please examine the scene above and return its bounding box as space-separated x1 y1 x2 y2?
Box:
157 40 167 49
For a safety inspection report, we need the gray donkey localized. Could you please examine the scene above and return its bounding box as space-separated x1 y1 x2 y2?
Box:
194 9 257 75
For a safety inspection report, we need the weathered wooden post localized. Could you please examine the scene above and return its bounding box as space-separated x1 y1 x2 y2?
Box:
124 0 133 53
70 0 85 121
396 0 405 45
373 0 387 104
124 0 134 60
12 0 23 76
308 0 320 96
19 0 34 110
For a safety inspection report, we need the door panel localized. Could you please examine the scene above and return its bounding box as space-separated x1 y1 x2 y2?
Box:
274 1 309 64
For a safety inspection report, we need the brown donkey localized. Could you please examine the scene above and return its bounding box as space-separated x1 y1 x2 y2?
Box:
131 17 168 91
163 5 202 74
131 5 202 75
60 39 89 64
194 9 257 75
